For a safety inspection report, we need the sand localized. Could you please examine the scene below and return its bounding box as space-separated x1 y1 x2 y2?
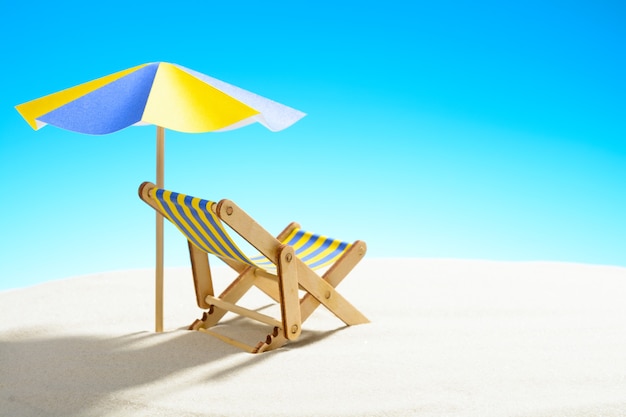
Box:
2 258 626 417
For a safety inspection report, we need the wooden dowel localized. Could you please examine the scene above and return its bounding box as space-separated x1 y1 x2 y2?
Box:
204 295 282 329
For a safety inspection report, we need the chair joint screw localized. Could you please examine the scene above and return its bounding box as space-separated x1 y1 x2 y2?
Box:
226 206 233 215
291 324 299 334
285 253 293 262
324 290 331 299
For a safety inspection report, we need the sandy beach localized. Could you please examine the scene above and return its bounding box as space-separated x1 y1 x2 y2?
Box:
2 258 626 417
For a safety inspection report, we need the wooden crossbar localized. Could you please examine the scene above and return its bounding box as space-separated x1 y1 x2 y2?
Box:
204 295 282 329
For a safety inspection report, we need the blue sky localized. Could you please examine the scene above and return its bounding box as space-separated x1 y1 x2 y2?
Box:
1 1 624 290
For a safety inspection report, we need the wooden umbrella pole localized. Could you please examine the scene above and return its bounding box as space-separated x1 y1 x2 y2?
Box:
155 126 165 332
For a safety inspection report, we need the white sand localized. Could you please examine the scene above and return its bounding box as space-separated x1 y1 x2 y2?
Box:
1 258 626 417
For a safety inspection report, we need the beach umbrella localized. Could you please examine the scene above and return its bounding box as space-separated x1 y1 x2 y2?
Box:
15 62 306 332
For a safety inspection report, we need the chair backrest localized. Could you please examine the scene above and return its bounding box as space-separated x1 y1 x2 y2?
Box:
148 186 353 271
150 188 255 267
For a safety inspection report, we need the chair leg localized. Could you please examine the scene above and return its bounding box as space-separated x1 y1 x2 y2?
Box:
191 221 302 330
251 221 301 303
299 240 369 324
188 221 302 341
277 245 301 340
188 227 367 352
188 241 213 309
254 241 367 352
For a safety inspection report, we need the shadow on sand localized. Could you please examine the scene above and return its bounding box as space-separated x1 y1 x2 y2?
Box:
0 318 341 417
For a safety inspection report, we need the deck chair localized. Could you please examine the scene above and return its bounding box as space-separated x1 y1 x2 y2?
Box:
138 181 369 353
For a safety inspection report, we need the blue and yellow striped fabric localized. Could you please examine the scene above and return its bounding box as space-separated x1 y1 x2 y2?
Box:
153 189 255 266
251 228 352 271
151 188 352 271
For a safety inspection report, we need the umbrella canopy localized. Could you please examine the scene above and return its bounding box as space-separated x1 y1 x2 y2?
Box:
16 61 305 134
15 62 305 332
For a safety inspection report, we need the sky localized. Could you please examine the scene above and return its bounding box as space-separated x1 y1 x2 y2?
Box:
0 1 624 291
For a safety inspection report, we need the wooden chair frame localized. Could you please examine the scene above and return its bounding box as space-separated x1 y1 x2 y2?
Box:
138 182 368 353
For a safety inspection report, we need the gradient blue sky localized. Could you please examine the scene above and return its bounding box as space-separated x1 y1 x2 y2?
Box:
1 1 624 290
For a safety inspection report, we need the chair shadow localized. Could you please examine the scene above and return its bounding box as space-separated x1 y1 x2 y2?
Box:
0 312 346 416
0 328 240 416
203 321 346 380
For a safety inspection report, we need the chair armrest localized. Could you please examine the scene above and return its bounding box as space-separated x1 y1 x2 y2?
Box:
216 199 282 265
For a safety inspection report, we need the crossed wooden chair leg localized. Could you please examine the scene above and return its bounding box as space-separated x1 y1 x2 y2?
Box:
188 224 368 353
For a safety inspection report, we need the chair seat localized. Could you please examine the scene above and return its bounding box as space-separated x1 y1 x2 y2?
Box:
250 228 352 272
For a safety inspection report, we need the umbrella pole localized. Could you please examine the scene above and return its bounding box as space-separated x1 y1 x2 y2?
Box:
155 126 165 332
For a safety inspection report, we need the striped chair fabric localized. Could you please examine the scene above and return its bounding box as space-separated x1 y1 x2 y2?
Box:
151 188 352 271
